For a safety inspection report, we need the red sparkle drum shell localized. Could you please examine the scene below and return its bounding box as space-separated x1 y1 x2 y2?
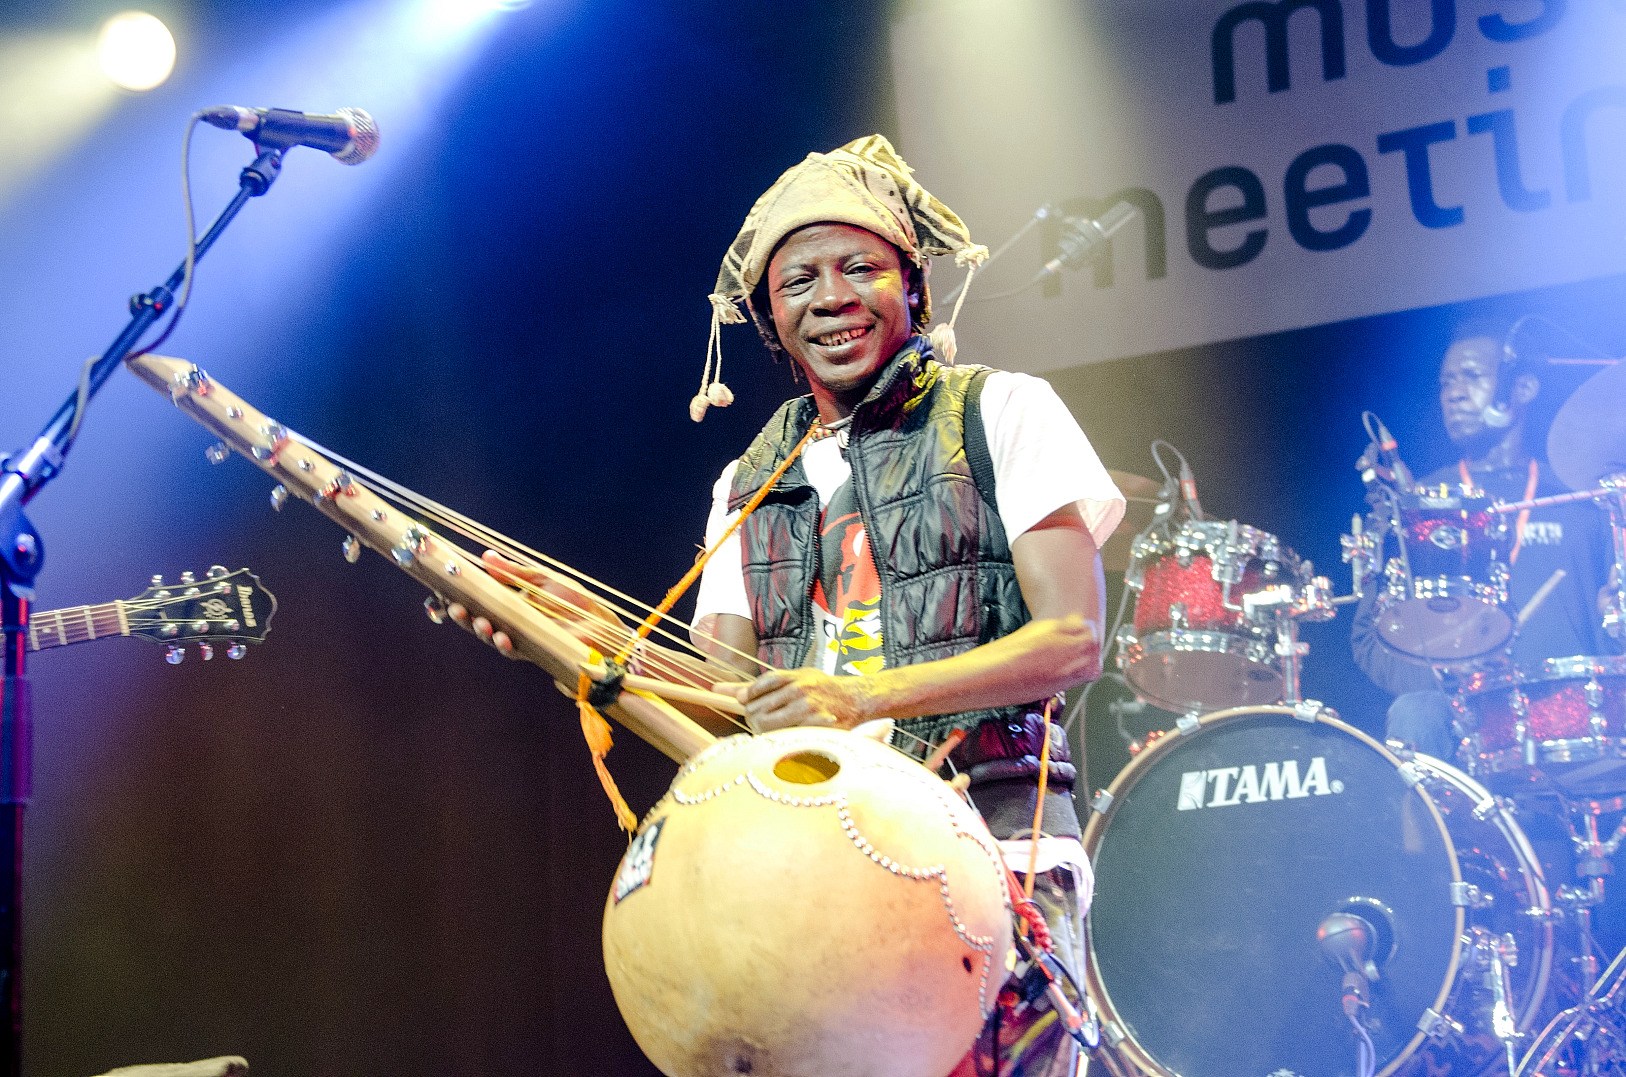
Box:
1085 705 1552 1077
1453 656 1626 793
1131 555 1260 634
1375 492 1513 661
1120 522 1291 713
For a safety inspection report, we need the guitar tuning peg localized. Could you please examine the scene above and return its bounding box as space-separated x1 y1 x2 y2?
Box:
343 535 361 563
226 642 247 660
150 574 163 587
204 441 229 465
270 484 288 511
164 645 184 665
206 565 228 579
424 595 447 625
198 642 214 661
180 571 196 585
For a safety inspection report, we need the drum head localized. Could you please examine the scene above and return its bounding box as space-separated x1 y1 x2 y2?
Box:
1375 595 1512 661
1088 712 1461 1077
1123 635 1283 712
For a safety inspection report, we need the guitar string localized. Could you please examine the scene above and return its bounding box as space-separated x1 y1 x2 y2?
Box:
288 431 773 676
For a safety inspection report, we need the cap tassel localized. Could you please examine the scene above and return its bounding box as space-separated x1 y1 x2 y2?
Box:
928 244 988 368
692 295 744 422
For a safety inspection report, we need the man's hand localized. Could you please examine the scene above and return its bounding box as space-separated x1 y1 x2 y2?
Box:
448 549 623 656
731 668 877 733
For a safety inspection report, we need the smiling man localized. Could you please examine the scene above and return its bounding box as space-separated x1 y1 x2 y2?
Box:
690 135 1123 1076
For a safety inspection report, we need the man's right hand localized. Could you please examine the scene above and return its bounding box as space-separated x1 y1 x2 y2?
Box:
447 549 624 656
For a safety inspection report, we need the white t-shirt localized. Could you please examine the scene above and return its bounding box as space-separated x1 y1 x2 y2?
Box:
691 369 1124 664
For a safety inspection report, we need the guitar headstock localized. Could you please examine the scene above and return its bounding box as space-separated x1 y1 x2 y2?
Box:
127 566 277 660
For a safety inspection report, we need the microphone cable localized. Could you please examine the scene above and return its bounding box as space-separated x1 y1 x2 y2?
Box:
64 111 202 453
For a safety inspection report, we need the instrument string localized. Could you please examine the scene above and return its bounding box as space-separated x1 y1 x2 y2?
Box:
289 436 770 680
288 432 772 676
279 433 769 733
274 431 964 754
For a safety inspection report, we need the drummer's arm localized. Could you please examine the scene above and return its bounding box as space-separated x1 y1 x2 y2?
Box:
1350 583 1440 697
732 505 1103 732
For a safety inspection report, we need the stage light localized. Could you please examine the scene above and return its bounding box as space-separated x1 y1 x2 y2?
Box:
96 12 176 92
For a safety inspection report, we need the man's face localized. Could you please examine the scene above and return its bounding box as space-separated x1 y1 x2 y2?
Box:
1439 335 1503 443
765 223 914 410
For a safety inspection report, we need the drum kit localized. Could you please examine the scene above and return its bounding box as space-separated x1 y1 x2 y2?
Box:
1085 366 1626 1077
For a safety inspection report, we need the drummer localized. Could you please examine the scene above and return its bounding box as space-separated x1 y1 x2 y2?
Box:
685 135 1123 1076
1353 315 1619 758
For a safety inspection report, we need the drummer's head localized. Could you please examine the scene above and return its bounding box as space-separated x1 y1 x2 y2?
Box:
1439 317 1539 447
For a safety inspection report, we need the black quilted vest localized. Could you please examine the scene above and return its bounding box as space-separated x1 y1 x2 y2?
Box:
728 336 1035 747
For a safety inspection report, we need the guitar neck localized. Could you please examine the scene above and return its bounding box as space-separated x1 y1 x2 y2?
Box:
26 602 128 652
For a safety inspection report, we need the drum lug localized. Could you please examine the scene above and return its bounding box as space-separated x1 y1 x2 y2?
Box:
1176 713 1201 736
1090 789 1114 815
1586 677 1607 741
1417 1007 1462 1041
1102 1020 1126 1047
1291 700 1324 723
1451 881 1494 909
1384 559 1408 598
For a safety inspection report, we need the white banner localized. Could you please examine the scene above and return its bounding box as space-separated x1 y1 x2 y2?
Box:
890 0 1626 373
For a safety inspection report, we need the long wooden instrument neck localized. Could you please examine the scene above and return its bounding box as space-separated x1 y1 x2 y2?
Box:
124 354 722 763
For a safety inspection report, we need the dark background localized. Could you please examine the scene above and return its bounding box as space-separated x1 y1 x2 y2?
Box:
0 2 1620 1075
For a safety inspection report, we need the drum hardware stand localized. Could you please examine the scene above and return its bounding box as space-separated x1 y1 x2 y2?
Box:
0 147 285 1077
1243 571 1335 705
1465 925 1526 1072
1555 802 1626 994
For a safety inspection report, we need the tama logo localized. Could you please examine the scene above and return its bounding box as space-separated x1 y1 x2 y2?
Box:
1177 757 1343 810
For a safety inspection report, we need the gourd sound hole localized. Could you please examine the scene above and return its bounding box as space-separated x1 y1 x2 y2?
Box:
773 751 841 784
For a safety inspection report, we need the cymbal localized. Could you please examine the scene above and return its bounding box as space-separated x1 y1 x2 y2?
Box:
1549 359 1626 490
1102 470 1163 573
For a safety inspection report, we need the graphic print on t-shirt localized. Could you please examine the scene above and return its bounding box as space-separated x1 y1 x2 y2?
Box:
812 479 885 677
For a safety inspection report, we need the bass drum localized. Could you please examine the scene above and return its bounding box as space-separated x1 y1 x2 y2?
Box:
1084 705 1552 1077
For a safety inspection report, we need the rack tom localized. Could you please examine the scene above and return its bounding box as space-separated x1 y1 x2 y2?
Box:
1374 484 1513 661
1117 520 1305 712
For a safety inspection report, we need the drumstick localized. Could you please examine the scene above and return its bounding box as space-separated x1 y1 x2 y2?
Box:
1518 569 1567 628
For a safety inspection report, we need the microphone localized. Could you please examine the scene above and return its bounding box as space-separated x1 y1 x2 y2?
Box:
201 106 379 165
1317 912 1379 1018
1178 460 1204 521
1371 416 1414 490
1038 202 1137 277
1483 318 1534 429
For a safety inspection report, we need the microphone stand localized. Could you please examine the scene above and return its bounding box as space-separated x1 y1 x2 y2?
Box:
0 147 283 1077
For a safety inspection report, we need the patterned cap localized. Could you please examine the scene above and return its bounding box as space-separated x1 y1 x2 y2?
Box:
690 134 986 421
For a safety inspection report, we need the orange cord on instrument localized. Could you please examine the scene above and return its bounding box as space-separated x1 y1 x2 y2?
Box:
575 648 640 834
577 423 821 830
611 421 822 668
1023 698 1057 902
1004 862 1055 954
